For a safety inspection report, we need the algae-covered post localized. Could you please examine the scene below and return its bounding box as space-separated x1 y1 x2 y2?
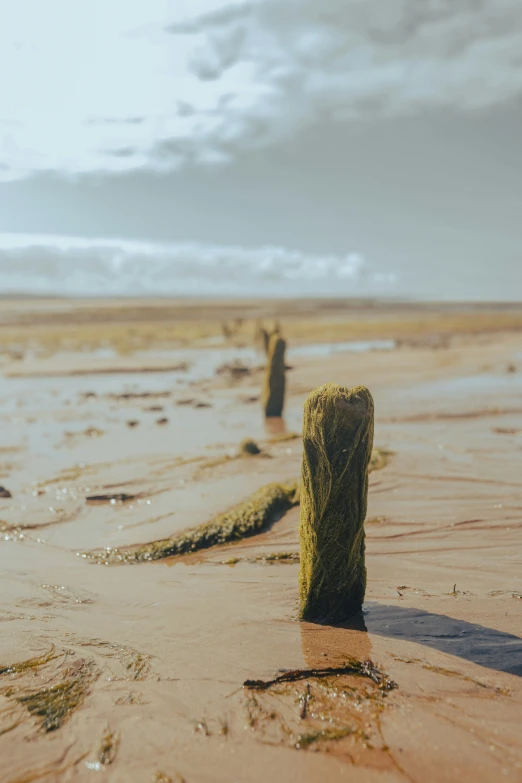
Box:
254 319 264 343
258 321 282 354
262 334 286 418
299 383 374 623
261 327 271 355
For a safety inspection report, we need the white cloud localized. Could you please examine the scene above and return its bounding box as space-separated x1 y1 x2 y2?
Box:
0 232 395 296
1 0 521 179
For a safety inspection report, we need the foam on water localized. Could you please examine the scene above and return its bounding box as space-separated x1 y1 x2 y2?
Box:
0 232 396 297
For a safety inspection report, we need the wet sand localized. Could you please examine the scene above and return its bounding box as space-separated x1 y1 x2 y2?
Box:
0 300 521 782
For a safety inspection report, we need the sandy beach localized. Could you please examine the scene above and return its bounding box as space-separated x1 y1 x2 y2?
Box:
0 298 521 783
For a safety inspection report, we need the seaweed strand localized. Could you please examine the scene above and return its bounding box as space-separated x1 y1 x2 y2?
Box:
244 660 396 692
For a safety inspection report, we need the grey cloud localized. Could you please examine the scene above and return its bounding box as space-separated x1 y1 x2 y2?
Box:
177 101 196 117
161 0 522 166
166 4 252 35
187 23 247 80
3 0 522 180
0 234 392 297
106 147 137 158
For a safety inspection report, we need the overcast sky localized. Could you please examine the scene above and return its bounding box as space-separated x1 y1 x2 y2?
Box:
0 0 521 299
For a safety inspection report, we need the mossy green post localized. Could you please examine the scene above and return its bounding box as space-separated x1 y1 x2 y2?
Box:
260 327 271 355
299 383 374 623
263 334 286 418
254 319 263 343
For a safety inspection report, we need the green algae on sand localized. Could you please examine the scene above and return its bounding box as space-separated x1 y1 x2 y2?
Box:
15 661 98 733
299 383 374 623
0 651 99 733
98 725 120 765
82 480 300 565
0 647 57 676
242 658 396 755
369 446 393 471
262 334 286 418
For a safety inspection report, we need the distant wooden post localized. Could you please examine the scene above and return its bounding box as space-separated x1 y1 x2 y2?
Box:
262 334 286 418
261 327 271 355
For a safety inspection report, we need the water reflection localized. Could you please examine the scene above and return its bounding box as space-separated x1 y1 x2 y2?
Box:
301 613 372 668
263 415 288 437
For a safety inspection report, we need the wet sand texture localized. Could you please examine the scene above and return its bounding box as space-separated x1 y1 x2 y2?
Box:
262 334 286 417
2 299 522 782
299 384 374 622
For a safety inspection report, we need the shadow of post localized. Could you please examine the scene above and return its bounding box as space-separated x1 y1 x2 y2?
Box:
362 602 522 677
